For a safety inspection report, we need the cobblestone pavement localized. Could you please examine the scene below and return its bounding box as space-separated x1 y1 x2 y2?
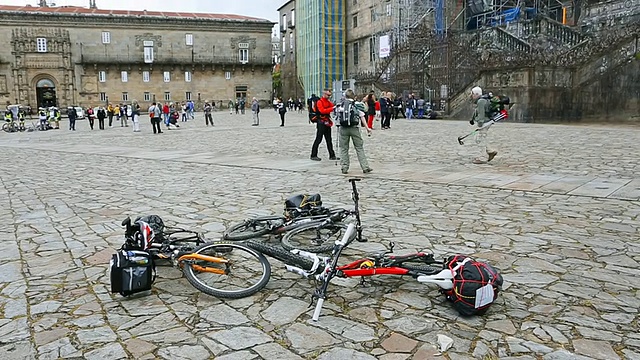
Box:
0 111 638 359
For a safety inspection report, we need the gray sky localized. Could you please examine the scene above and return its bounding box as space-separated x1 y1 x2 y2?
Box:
3 0 284 22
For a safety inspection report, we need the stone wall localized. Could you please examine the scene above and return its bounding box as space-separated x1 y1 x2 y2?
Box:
455 59 639 123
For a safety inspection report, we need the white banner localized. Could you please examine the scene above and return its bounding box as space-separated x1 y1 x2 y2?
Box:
379 35 390 58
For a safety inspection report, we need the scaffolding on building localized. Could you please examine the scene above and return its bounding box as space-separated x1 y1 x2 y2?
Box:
357 0 585 102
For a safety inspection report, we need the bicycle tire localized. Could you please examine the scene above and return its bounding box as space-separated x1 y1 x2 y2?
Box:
2 123 11 133
399 262 442 274
223 216 280 241
281 223 348 253
182 242 271 298
244 240 315 271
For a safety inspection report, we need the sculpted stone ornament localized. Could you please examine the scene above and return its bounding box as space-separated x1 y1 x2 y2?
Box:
135 34 162 47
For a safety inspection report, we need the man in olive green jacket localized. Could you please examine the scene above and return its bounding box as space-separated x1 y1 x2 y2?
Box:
470 86 498 164
339 89 373 174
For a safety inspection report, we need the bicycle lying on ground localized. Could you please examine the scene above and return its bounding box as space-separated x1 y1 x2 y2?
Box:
223 194 354 253
113 216 272 299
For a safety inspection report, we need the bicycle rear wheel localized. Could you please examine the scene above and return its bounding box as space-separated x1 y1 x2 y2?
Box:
222 216 281 241
281 223 349 253
182 242 271 298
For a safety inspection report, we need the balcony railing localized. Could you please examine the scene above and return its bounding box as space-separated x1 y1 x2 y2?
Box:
79 53 273 66
287 20 294 29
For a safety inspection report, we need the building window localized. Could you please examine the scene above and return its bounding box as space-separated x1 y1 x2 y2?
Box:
99 92 107 102
36 38 47 52
345 44 349 68
185 33 193 46
143 40 154 63
289 33 294 51
101 31 111 44
353 42 359 65
291 9 295 26
144 92 151 102
225 71 231 80
352 14 358 28
122 92 129 102
371 9 377 22
239 49 249 64
121 71 128 82
98 71 106 83
282 37 286 57
185 71 192 82
164 92 171 101
386 1 392 16
142 71 150 82
369 37 375 62
282 14 287 28
185 92 192 101
163 71 170 82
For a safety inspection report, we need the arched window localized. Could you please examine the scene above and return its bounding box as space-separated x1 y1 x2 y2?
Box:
36 79 55 88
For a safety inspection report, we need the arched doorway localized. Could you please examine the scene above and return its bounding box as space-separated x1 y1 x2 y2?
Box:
36 78 57 108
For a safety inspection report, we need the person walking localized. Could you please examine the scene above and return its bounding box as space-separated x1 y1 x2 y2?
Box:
380 92 392 130
365 93 376 130
97 106 106 130
131 100 141 132
149 102 163 134
68 106 77 131
204 102 214 126
277 97 286 126
107 104 114 127
469 86 498 164
86 107 95 130
310 88 337 161
338 90 372 174
121 104 129 126
251 97 260 126
162 102 170 127
228 99 234 115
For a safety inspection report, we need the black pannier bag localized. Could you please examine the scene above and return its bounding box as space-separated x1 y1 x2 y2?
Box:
110 250 156 297
284 194 326 218
442 255 503 316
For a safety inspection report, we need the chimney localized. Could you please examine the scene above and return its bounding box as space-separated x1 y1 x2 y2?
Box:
39 0 48 6
89 0 97 9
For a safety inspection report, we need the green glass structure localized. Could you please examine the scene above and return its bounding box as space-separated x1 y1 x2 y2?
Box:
297 0 345 98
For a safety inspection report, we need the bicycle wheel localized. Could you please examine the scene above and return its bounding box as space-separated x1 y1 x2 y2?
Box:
222 216 280 241
400 262 442 274
182 242 271 298
2 123 11 133
281 223 349 253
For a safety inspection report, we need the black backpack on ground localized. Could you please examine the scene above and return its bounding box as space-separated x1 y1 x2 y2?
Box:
284 194 326 218
441 255 503 316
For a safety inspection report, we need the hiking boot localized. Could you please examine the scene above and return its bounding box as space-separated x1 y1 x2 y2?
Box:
363 168 373 174
487 151 498 162
329 156 338 160
341 169 348 174
310 156 321 161
472 158 487 164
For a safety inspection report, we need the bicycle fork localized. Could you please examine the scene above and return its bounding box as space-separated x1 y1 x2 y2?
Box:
284 249 329 278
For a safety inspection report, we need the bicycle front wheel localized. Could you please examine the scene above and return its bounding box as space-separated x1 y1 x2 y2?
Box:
223 216 280 241
281 223 349 253
182 242 271 298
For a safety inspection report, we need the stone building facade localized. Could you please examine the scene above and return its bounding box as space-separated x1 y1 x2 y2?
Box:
0 5 274 110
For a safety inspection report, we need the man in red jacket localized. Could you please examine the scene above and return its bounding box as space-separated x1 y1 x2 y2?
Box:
310 88 337 161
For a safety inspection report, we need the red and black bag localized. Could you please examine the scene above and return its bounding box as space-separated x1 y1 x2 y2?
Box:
442 255 503 316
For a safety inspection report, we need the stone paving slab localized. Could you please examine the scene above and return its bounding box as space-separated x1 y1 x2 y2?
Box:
0 111 639 359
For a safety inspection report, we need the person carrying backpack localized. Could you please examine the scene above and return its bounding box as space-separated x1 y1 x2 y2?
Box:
337 89 372 174
310 89 337 161
469 86 498 164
